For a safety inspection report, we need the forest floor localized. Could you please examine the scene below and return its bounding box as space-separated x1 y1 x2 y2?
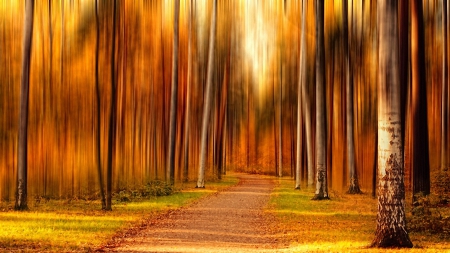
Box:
103 173 283 252
102 173 450 253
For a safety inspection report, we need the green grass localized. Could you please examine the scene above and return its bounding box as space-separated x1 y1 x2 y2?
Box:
269 177 450 252
0 175 238 252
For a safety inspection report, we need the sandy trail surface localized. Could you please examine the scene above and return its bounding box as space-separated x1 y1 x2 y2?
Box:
108 174 283 252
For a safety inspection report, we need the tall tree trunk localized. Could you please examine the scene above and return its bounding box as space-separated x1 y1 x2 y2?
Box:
183 0 193 182
167 0 180 185
343 0 361 194
95 0 106 210
15 0 34 211
273 72 278 175
371 0 413 248
411 0 430 196
196 0 217 188
279 63 283 177
296 0 307 190
442 0 448 169
312 0 328 200
106 0 118 211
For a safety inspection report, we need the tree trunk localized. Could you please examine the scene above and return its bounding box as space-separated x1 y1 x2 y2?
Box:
312 0 328 200
343 0 361 194
183 0 193 182
296 0 307 190
167 0 180 185
278 63 283 177
15 0 34 211
411 0 430 196
442 0 448 169
106 0 118 211
371 0 413 248
95 0 106 210
197 0 217 188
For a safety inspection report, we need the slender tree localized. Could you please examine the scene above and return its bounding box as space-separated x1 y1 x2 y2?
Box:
371 0 413 247
442 0 448 169
106 0 118 211
167 0 180 185
197 0 217 188
298 1 314 187
95 0 106 210
411 0 430 196
15 0 35 210
295 0 307 190
183 0 193 182
343 0 361 194
278 62 283 178
312 0 328 200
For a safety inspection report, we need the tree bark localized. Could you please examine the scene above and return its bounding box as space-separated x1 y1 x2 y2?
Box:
312 0 328 200
95 0 106 210
15 0 34 211
371 0 413 248
183 0 193 182
343 0 361 194
442 0 448 169
197 0 217 188
296 0 307 190
106 0 118 211
167 0 180 185
411 0 430 196
279 63 283 177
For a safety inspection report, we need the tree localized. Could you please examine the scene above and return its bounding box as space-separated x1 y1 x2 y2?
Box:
196 0 217 188
411 0 430 196
343 0 361 194
94 0 106 210
312 0 328 200
15 0 35 211
167 0 180 185
183 0 193 182
442 0 448 169
371 0 413 248
295 0 307 190
106 0 118 211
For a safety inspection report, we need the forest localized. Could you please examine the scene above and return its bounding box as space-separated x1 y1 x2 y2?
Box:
0 0 449 250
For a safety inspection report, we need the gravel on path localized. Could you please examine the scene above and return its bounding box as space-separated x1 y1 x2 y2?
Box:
107 174 284 253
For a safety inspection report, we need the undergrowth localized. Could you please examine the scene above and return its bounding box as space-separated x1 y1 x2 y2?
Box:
409 169 450 239
116 180 175 202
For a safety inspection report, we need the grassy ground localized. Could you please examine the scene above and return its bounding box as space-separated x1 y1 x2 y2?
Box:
0 176 238 252
268 177 450 253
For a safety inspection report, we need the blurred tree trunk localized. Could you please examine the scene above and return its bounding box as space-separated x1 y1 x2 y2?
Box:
273 73 278 175
312 0 328 200
296 0 307 190
411 0 430 196
106 0 118 211
15 0 34 211
343 0 361 194
95 0 106 210
197 0 217 188
371 0 413 248
183 0 193 182
278 63 283 177
167 0 180 185
442 0 448 169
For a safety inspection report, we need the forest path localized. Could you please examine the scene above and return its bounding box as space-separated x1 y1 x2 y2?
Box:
109 174 283 252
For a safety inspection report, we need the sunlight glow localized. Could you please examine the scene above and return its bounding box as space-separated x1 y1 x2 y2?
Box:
243 1 276 95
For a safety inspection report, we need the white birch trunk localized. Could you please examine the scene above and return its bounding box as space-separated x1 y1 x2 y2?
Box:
197 0 217 188
16 0 35 210
371 0 412 247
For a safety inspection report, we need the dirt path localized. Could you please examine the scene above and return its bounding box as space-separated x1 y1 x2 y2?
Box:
109 174 282 252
